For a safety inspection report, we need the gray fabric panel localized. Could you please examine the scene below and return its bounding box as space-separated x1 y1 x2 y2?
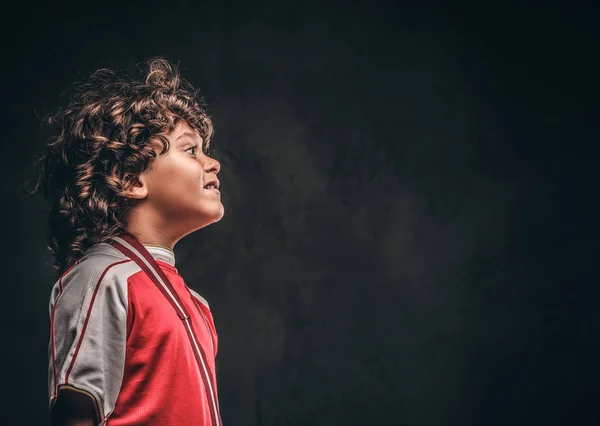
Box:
48 244 141 420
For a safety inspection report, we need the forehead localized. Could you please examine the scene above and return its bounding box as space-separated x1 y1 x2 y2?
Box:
169 121 203 143
147 120 206 154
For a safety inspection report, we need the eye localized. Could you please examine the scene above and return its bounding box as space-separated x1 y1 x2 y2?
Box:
186 145 198 156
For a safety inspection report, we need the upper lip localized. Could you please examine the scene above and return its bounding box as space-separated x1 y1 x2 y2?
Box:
204 179 220 190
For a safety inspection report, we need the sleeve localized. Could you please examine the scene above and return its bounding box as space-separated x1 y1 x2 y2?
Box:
48 261 130 423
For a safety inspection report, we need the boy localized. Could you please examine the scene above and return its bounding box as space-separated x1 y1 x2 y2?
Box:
33 58 224 425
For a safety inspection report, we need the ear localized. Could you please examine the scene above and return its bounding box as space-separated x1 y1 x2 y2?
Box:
123 174 149 200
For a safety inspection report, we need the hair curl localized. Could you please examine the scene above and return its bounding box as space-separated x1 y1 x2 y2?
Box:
28 57 214 277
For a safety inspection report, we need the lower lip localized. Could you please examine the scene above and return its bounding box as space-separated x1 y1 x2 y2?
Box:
205 187 220 194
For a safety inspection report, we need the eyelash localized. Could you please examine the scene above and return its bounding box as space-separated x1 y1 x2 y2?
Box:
186 145 198 156
186 145 213 157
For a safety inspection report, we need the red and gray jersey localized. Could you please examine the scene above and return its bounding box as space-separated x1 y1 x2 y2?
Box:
48 242 222 426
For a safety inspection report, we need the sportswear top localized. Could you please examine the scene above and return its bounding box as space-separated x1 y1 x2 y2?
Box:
48 238 222 426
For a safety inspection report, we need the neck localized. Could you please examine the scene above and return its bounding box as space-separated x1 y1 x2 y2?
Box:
126 226 176 250
125 208 181 250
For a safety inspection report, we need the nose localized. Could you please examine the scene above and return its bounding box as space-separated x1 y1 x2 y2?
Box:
203 154 220 175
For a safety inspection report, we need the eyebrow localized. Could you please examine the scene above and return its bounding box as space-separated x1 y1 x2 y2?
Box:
176 131 201 143
175 130 210 151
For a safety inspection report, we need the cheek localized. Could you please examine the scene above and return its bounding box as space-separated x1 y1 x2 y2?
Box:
190 164 204 186
173 160 203 185
150 159 203 194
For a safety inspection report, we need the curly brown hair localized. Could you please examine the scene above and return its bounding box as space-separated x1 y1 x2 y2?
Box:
28 57 214 277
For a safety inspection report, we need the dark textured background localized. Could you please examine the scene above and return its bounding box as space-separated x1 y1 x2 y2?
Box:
2 1 598 425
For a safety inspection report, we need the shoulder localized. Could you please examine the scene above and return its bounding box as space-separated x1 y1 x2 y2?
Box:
188 287 210 309
51 243 142 309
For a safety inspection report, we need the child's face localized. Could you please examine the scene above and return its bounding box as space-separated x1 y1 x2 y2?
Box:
140 120 224 231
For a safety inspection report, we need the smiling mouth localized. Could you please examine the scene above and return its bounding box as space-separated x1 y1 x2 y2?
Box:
203 179 220 190
204 184 220 193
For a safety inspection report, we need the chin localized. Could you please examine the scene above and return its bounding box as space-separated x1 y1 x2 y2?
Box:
203 205 225 225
